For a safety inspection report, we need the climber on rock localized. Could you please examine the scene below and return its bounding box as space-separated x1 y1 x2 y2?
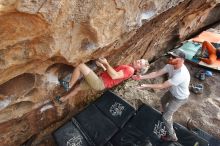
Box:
55 57 149 104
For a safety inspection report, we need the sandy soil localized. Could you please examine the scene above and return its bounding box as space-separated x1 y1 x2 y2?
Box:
112 56 220 138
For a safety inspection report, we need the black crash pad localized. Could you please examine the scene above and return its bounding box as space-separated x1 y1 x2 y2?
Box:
174 123 209 146
191 127 220 146
94 90 135 128
109 105 182 146
128 104 163 137
73 104 118 146
53 121 90 146
53 91 212 146
107 123 153 146
127 104 209 146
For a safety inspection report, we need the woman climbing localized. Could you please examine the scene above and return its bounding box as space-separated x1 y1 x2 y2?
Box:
55 57 149 104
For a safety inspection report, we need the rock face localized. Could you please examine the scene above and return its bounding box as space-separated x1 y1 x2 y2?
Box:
0 0 220 145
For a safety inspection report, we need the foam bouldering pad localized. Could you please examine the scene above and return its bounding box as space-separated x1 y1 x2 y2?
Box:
127 104 209 146
191 128 220 146
128 104 163 137
53 121 90 146
53 91 212 146
176 41 201 60
107 123 151 146
107 118 183 146
94 90 135 128
73 104 118 146
174 123 208 146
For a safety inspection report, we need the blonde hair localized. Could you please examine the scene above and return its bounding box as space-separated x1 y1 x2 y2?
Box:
140 59 150 75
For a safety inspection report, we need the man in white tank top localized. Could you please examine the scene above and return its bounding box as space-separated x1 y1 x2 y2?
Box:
132 49 190 142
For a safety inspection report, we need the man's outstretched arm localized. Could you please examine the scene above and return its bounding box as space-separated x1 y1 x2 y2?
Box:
132 68 167 80
137 80 172 90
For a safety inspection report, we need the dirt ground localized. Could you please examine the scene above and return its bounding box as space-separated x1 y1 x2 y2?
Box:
112 56 220 139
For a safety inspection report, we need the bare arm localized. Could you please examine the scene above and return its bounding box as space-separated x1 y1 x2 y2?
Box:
133 68 167 80
137 80 172 90
98 58 124 80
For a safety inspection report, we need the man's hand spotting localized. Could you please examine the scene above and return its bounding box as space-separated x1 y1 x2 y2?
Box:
132 75 141 80
136 84 149 90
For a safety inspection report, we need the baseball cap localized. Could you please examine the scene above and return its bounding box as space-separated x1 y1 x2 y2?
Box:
167 49 186 59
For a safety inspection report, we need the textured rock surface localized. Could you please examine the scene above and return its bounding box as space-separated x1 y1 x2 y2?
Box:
0 0 220 145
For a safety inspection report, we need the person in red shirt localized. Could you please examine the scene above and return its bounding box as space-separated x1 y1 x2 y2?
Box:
55 57 149 104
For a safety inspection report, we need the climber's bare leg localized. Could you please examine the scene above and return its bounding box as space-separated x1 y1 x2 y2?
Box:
69 66 80 88
69 63 92 87
60 84 81 102
60 63 93 102
78 63 93 75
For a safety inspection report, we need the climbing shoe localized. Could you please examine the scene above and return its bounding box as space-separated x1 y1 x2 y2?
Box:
54 96 63 104
59 79 69 91
199 72 206 81
195 70 206 81
195 70 202 79
191 84 204 94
